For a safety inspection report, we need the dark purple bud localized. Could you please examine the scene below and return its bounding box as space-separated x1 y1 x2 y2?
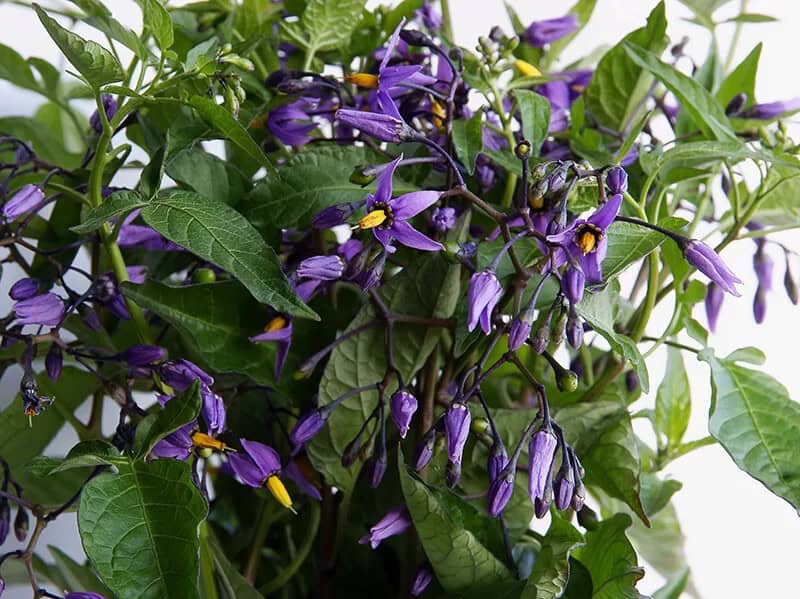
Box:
487 465 516 516
444 403 471 464
625 370 639 393
290 409 328 446
414 430 436 471
524 14 579 47
90 94 118 133
0 500 9 545
785 260 799 305
528 429 557 501
704 283 724 333
467 269 503 334
411 564 434 596
296 255 345 281
122 344 167 366
534 496 551 519
546 164 568 194
312 201 362 228
431 206 456 232
561 267 585 305
399 29 431 47
9 278 38 300
3 184 45 220
508 314 533 352
356 251 387 291
390 390 418 438
725 93 747 116
335 109 415 143
457 240 477 258
554 465 575 510
14 293 64 327
358 505 412 549
15 144 32 165
45 344 62 381
341 434 362 468
13 505 28 541
445 459 461 488
566 310 583 349
753 287 768 324
487 441 508 481
572 477 586 511
606 166 628 195
365 449 387 488
682 239 741 296
741 98 800 120
82 309 102 332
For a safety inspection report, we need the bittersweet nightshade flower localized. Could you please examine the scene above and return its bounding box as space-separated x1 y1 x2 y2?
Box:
741 98 800 120
122 344 167 366
312 201 363 228
335 107 416 143
14 293 64 327
249 316 293 379
20 372 52 418
45 344 62 381
753 243 773 323
161 359 214 390
508 314 533 352
290 408 328 446
414 429 436 471
444 402 470 464
524 14 579 47
230 439 295 512
267 98 319 146
411 564 434 596
357 155 443 253
431 206 456 232
90 93 117 133
467 269 503 334
390 390 418 438
296 255 345 281
151 423 193 461
487 464 516 517
606 166 628 195
202 387 226 436
528 428 557 502
547 193 622 282
682 239 742 296
3 184 45 220
705 283 724 332
359 505 412 549
9 278 38 300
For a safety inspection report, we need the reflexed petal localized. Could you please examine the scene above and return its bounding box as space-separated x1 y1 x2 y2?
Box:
372 227 397 253
376 88 403 120
241 439 282 477
375 154 403 205
391 191 441 219
379 17 406 70
389 220 443 251
229 454 265 488
588 193 622 230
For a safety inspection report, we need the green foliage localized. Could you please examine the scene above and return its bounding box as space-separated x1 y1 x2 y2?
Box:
452 111 483 175
515 90 550 154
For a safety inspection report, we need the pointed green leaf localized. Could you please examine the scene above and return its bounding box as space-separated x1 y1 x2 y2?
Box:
716 43 761 108
138 0 174 50
452 111 483 175
655 346 691 450
602 217 686 282
71 190 148 234
133 381 202 458
522 513 585 599
27 440 121 476
515 90 550 155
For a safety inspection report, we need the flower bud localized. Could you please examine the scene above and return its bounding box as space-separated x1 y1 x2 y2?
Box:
45 344 62 381
365 448 387 488
605 166 628 195
553 465 575 510
625 370 639 393
531 315 551 354
487 466 515 516
290 409 328 446
566 310 583 349
534 496 550 519
546 164 568 194
528 429 557 501
411 564 433 596
725 93 747 116
3 184 45 220
399 29 432 47
390 390 418 439
514 140 532 159
13 505 28 541
9 278 38 301
444 403 471 464
414 429 436 471
561 268 585 305
341 434 362 468
445 459 461 488
784 261 799 305
508 311 533 352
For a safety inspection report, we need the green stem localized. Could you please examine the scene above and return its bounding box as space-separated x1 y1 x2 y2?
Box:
630 252 659 343
724 0 748 72
440 0 454 42
260 502 321 595
244 500 276 583
199 522 220 599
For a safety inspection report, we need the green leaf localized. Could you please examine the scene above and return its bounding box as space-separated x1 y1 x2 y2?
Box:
138 0 174 50
399 454 511 593
655 346 691 450
204 527 262 599
27 440 121 476
724 346 766 365
0 116 83 169
699 351 800 510
307 254 460 493
521 513 584 599
165 148 249 206
282 0 367 54
623 43 736 142
602 216 686 282
752 162 800 225
240 146 415 233
79 458 208 599
573 514 643 599
140 190 316 319
122 280 280 386
134 381 202 458
452 111 483 175
515 90 550 155
583 2 668 130
653 569 690 599
187 96 273 171
33 4 124 88
49 545 112 597
71 190 148 234
716 44 761 109
724 12 776 23
0 42 40 92
576 284 649 392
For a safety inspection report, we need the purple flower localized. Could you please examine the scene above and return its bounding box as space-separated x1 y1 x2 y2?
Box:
753 244 773 324
415 1 441 30
267 98 319 146
561 267 585 305
284 458 322 501
249 316 293 380
90 93 117 133
375 20 437 99
546 193 623 282
527 429 557 501
3 184 45 220
357 155 443 253
487 441 508 482
606 166 628 195
201 387 226 436
65 593 107 599
122 344 166 366
554 465 576 510
444 403 471 464
14 293 64 327
290 409 327 446
296 255 345 281
466 269 503 334
151 423 193 461
524 14 579 47
742 98 800 120
45 344 62 381
487 465 516 516
335 108 414 143
160 359 214 390
411 564 434 596
390 390 418 438
9 278 38 300
508 313 533 352
682 240 742 296
229 440 281 483
312 202 361 228
431 206 456 232
118 212 182 252
358 505 412 549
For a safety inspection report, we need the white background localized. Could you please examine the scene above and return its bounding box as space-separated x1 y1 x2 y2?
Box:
0 1 798 598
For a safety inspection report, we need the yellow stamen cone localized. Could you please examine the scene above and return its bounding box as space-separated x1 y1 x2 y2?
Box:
358 209 387 230
345 73 379 88
577 230 597 254
191 432 229 453
432 99 446 129
266 475 296 514
514 60 542 78
265 316 287 333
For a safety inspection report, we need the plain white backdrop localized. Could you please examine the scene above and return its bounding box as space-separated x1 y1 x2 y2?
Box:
0 1 798 598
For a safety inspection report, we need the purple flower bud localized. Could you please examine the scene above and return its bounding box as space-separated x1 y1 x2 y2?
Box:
487 441 508 481
296 255 345 281
366 450 387 488
122 344 167 366
527 429 557 501
415 0 441 30
160 359 214 391
742 98 800 120
65 592 107 599
508 314 533 352
335 109 414 143
0 500 9 545
431 206 456 232
14 505 28 541
683 240 741 296
625 370 639 393
561 267 585 305
753 287 768 324
9 278 38 300
445 459 461 488
45 344 62 381
312 202 363 229
414 430 436 471
725 93 747 116
290 409 328 446
201 386 226 435
82 309 102 332
785 261 799 305
14 293 64 327
566 310 583 349
524 14 579 47
444 403 471 464
466 269 503 334
704 283 724 333
458 240 478 259
390 390 418 438
487 466 515 516
411 564 434 596
605 166 628 195
3 184 45 220
534 496 551 519
90 94 118 133
554 466 575 510
358 505 412 549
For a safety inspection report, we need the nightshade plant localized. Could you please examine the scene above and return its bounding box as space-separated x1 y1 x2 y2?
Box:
0 0 798 597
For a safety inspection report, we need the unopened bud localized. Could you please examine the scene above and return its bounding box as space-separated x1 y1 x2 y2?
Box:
13 506 28 541
577 504 598 529
725 93 747 116
625 370 639 393
445 459 461 488
531 316 551 354
219 54 255 71
785 261 799 305
399 29 431 47
350 165 376 186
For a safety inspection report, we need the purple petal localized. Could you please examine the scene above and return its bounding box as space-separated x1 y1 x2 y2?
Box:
391 191 441 220
588 193 622 230
241 439 282 477
228 453 265 488
375 155 403 205
389 220 443 251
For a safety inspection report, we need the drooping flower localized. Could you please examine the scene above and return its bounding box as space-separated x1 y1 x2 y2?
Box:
161 359 214 390
528 429 557 501
444 403 471 464
466 269 503 334
357 155 443 253
524 14 579 47
267 98 319 146
290 409 328 447
121 344 167 366
487 465 516 517
682 239 742 296
229 439 295 512
14 293 64 327
335 107 415 143
546 193 623 282
390 390 418 438
411 564 434 596
753 242 773 323
358 505 412 549
3 184 45 220
487 441 508 482
508 313 533 352
554 464 575 510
